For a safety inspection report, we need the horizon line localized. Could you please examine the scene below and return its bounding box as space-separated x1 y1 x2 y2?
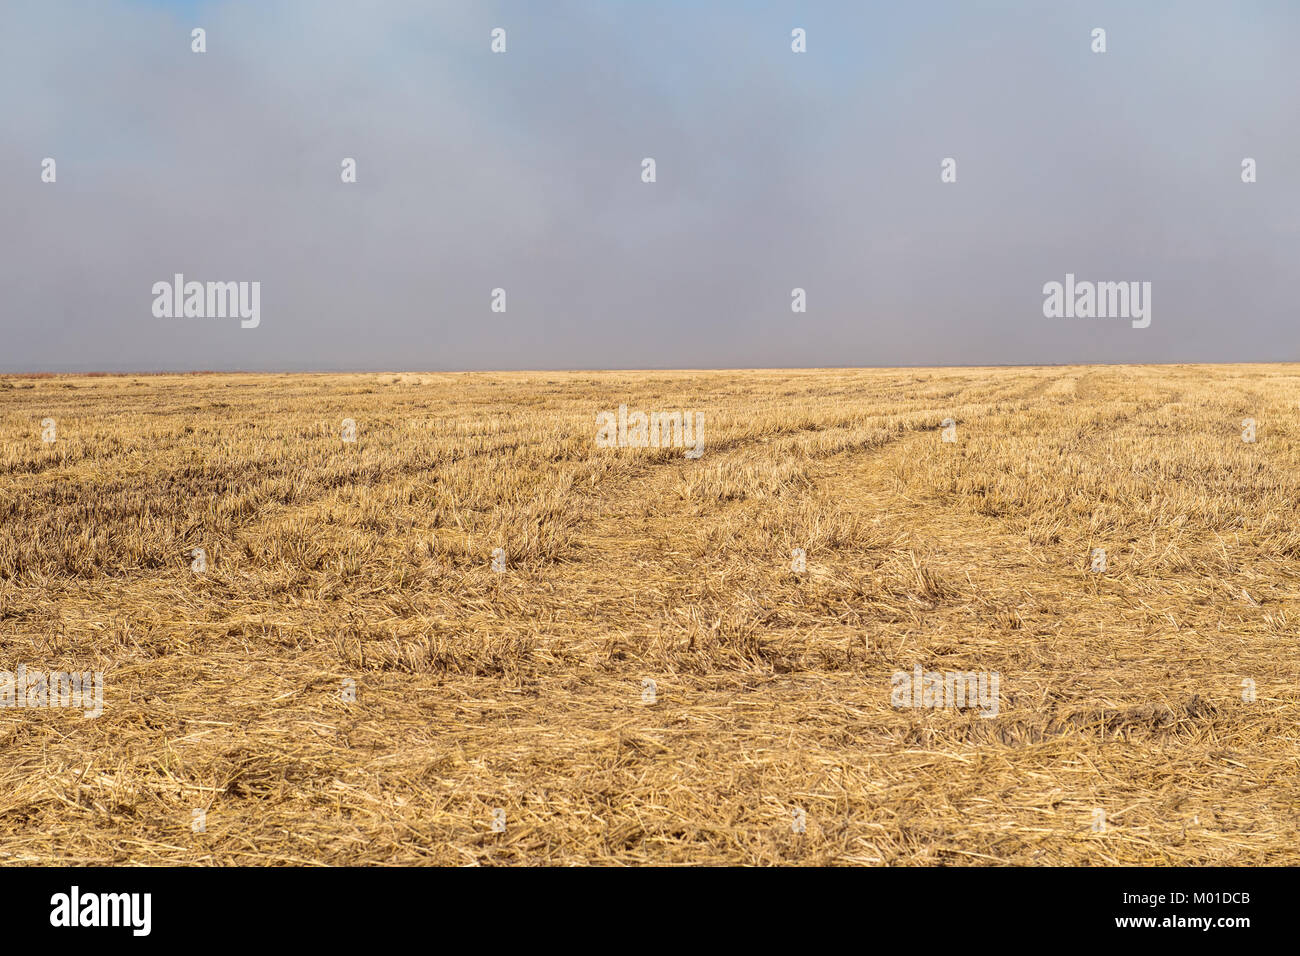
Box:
2 359 1298 378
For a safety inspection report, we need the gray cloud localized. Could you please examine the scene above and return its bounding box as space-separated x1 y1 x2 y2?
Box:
2 0 1297 371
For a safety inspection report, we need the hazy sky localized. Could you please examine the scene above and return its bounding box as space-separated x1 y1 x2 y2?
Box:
2 0 1297 372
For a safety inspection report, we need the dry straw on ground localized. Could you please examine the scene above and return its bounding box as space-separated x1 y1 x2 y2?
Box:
0 365 1296 865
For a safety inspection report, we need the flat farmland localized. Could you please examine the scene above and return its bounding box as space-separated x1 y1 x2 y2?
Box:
0 365 1296 865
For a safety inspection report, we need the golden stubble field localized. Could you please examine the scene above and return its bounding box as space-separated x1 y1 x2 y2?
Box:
0 364 1297 865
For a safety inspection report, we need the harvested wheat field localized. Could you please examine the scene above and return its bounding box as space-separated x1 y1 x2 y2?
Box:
0 364 1297 866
